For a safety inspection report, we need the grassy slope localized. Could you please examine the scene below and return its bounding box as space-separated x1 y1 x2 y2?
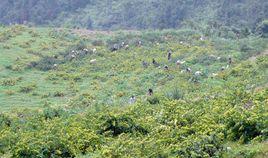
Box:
0 26 74 110
0 25 267 157
1 26 267 111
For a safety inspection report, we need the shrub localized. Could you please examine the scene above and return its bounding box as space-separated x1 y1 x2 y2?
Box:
92 40 104 46
99 115 148 136
29 30 39 37
224 107 267 143
165 88 184 100
1 77 22 86
3 44 11 49
5 64 23 72
240 43 253 52
47 72 82 82
0 128 15 155
175 134 224 157
11 118 100 158
19 84 37 93
69 93 95 108
256 20 268 38
4 65 12 70
54 91 65 97
12 133 76 158
0 114 12 127
26 49 44 57
2 79 16 86
71 40 87 51
147 95 160 105
4 90 15 96
19 41 31 48
43 107 64 120
256 56 268 69
31 57 60 71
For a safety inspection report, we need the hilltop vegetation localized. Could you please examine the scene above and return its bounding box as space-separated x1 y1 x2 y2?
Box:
0 0 268 30
0 1 268 157
0 88 267 157
0 24 267 157
1 25 267 110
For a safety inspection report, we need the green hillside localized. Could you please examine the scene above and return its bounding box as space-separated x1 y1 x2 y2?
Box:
1 25 267 110
0 25 268 157
1 1 268 157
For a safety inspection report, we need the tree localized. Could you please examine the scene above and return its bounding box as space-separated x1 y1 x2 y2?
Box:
256 20 268 37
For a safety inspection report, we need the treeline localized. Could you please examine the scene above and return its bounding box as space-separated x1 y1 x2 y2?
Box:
0 0 267 30
0 0 92 25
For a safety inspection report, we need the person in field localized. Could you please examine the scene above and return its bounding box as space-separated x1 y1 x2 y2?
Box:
129 95 136 104
186 67 192 73
148 89 153 96
164 65 169 71
142 61 149 68
111 44 119 52
228 56 232 65
167 50 172 61
152 58 160 67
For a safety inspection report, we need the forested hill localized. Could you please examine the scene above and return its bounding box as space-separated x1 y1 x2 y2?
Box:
0 0 268 30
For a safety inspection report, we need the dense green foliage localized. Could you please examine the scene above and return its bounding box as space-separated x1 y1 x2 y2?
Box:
0 0 268 30
0 25 268 157
1 25 267 110
257 20 268 38
0 1 268 157
0 87 267 157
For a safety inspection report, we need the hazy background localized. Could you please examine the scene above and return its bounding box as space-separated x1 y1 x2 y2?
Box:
0 0 267 30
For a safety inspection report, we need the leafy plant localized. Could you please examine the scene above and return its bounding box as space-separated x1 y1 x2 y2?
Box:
99 115 148 136
165 88 184 100
19 83 37 93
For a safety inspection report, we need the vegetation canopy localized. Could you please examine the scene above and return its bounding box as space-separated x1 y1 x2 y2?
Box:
0 1 268 158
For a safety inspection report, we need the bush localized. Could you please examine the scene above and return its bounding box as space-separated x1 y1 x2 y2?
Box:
4 90 16 96
68 93 95 108
1 77 22 86
54 91 65 97
165 88 184 100
5 64 23 72
30 57 60 71
256 20 268 38
99 115 148 136
43 107 64 120
175 134 224 157
224 107 267 143
71 40 87 51
0 114 12 127
147 95 160 105
19 84 37 93
92 40 104 46
13 133 76 158
240 43 253 52
11 118 100 158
